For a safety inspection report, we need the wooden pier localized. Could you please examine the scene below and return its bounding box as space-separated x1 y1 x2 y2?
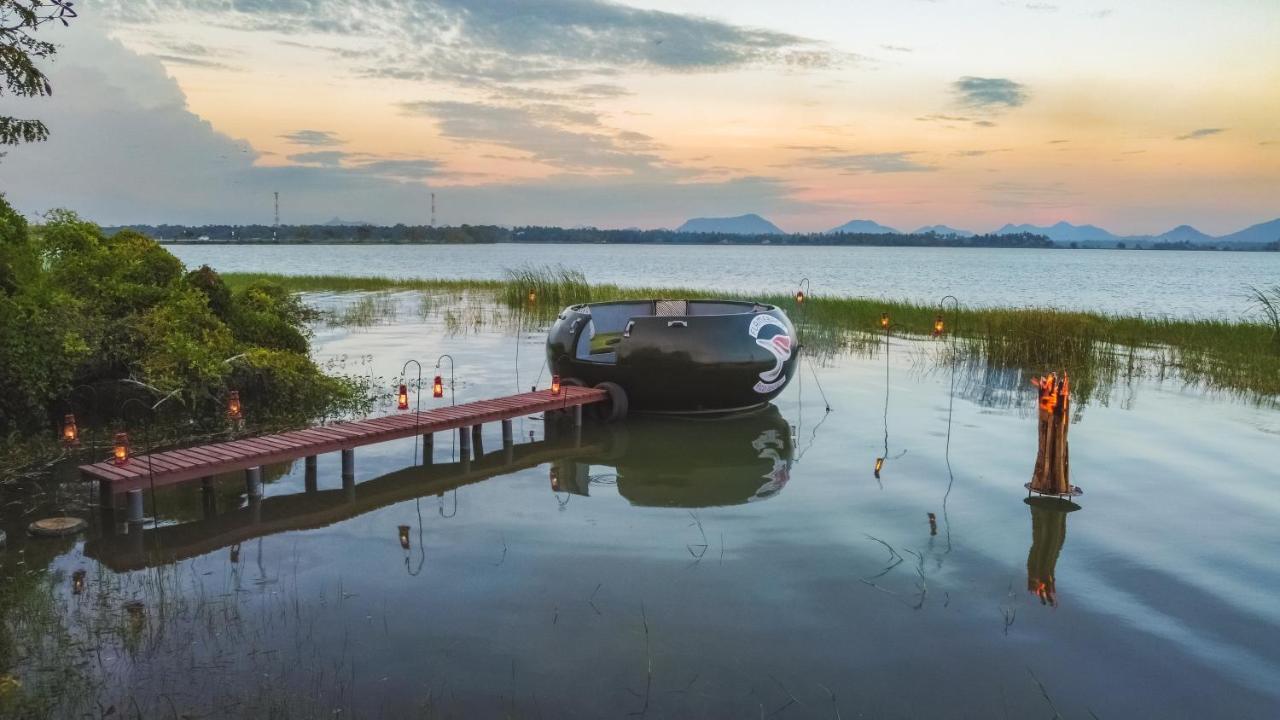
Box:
81 386 606 502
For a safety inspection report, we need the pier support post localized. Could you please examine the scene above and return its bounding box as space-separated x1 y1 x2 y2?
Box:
459 426 471 458
422 432 434 466
126 489 144 525
305 455 318 492
502 420 514 464
472 424 484 458
574 404 583 427
246 466 263 498
201 477 216 519
341 448 355 482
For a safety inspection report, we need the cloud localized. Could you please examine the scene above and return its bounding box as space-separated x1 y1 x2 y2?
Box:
0 21 811 228
880 44 912 53
1175 127 1226 140
1047 139 1070 144
982 180 1079 208
103 0 838 89
953 148 1010 157
952 76 1029 110
286 151 348 166
916 114 998 128
1025 3 1058 11
795 151 937 174
150 53 236 69
399 100 672 175
280 130 345 146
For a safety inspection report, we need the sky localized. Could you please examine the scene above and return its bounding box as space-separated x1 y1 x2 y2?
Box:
0 0 1277 234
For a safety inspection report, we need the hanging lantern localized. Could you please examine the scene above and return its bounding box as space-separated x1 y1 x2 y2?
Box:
72 569 86 595
432 375 444 398
550 466 559 492
795 289 805 304
874 457 884 478
397 383 409 410
928 512 938 536
933 314 945 336
880 312 890 330
227 390 243 421
61 413 80 448
528 288 536 304
398 524 411 550
551 375 562 396
113 432 130 466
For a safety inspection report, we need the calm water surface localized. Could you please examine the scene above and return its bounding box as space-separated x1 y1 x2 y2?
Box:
168 243 1280 319
3 292 1279 717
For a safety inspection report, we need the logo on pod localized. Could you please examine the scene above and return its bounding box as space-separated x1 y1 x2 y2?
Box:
748 314 792 394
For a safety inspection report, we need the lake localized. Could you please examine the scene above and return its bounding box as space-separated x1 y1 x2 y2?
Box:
166 243 1280 319
2 286 1278 716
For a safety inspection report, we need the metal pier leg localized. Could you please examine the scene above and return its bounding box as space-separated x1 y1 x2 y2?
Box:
472 424 484 458
459 426 471 458
341 449 355 482
246 466 263 498
502 420 514 463
573 404 583 427
126 489 145 526
423 432 434 466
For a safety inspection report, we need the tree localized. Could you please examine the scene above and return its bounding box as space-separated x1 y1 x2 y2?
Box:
1 1 77 146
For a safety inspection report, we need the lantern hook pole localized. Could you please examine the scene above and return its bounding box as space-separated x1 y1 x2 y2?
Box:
401 359 425 462
118 397 160 529
434 354 456 406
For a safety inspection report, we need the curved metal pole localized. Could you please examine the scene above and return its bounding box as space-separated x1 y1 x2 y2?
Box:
939 295 960 553
119 397 159 529
435 354 456 406
67 383 99 450
402 358 425 464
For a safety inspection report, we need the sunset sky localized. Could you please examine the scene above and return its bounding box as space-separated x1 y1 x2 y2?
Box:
1 0 1277 233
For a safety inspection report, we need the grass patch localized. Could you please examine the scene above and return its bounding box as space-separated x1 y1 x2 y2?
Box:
222 269 1280 404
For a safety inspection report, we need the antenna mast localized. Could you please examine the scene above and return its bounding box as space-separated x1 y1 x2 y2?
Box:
273 191 280 227
430 192 436 227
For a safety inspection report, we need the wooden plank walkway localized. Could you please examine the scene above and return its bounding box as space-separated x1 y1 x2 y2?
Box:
80 386 606 494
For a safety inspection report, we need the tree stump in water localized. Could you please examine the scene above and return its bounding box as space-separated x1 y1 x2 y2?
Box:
1029 372 1077 496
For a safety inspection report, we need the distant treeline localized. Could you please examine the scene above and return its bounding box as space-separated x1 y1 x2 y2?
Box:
108 223 1056 248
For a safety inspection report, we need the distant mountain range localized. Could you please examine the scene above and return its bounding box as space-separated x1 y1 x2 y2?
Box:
674 214 1280 245
676 213 783 235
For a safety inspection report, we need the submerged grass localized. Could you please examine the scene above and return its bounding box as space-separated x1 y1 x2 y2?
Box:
222 269 1280 404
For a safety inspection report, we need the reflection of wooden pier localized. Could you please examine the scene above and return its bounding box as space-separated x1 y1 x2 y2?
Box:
84 431 608 572
79 386 606 499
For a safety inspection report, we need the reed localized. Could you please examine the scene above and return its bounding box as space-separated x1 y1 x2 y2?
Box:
220 269 1280 403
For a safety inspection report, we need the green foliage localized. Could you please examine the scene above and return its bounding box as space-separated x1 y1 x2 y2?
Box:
1 1 78 146
0 195 365 443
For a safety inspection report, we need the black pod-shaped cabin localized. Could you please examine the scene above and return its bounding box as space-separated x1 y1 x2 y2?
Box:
546 299 799 414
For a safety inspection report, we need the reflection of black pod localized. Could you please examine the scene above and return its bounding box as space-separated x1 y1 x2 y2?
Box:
547 300 799 414
608 405 795 507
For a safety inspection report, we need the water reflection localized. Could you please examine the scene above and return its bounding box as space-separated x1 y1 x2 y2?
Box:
85 406 795 571
1025 496 1080 607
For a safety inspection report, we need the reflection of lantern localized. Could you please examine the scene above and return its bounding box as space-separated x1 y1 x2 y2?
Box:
397 384 409 410
62 413 79 448
874 457 884 478
227 390 243 421
551 375 561 396
795 290 805 304
880 312 890 330
113 432 130 466
928 512 938 536
230 544 240 563
72 569 86 595
398 525 411 549
528 289 536 303
550 466 559 492
432 375 444 398
933 315 944 336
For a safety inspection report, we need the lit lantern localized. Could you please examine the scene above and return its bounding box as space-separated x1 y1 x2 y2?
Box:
795 290 805 304
112 432 130 466
227 390 243 421
550 466 559 491
62 413 80 448
880 312 890 330
933 314 945 336
528 288 536 304
432 375 444 399
551 375 562 396
874 457 884 478
398 524 411 550
397 383 409 410
72 569 86 595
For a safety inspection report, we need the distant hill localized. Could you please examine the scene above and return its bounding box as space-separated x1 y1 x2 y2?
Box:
996 221 1118 243
1156 224 1213 243
914 224 974 237
325 217 371 226
828 219 900 234
1218 218 1280 244
676 213 784 235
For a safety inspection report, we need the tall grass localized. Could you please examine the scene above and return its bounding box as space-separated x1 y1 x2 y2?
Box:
223 269 1280 403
